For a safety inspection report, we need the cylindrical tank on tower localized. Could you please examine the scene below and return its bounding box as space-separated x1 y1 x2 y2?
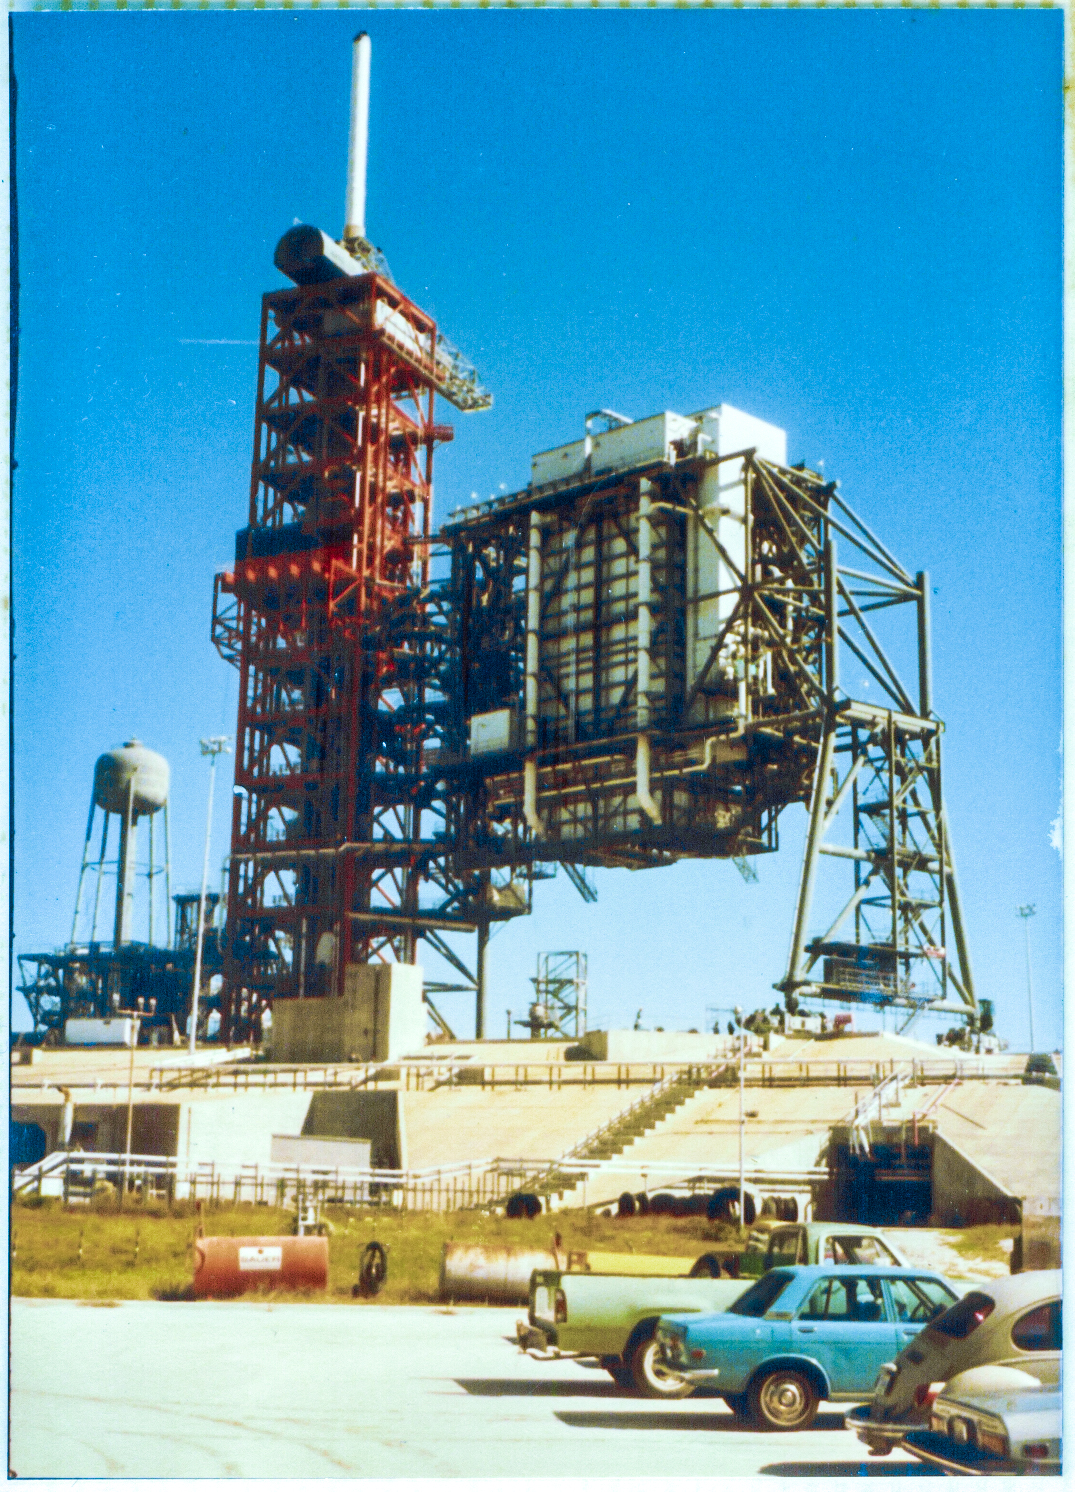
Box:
92 740 170 819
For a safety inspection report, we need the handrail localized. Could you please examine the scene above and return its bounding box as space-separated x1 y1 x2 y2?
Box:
520 1061 732 1198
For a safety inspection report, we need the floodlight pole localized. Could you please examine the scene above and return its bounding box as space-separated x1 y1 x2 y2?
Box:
1016 905 1037 1051
121 1014 142 1208
735 1005 745 1230
190 736 232 1057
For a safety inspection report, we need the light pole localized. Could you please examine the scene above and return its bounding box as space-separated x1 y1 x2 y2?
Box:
1016 904 1037 1052
190 736 232 1057
121 1014 142 1208
734 1004 745 1231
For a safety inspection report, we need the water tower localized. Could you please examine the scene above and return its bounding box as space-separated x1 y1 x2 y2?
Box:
71 740 171 949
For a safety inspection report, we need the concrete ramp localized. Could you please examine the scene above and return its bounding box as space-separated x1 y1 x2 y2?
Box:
929 1082 1060 1222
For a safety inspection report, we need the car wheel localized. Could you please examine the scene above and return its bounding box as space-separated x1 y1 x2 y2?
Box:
629 1335 693 1399
749 1368 819 1430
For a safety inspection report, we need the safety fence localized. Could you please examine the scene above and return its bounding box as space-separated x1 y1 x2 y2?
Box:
148 1058 741 1094
728 1055 1027 1089
12 1146 827 1213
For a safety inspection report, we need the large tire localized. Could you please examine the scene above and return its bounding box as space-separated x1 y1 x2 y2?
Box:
629 1335 693 1400
748 1368 819 1430
689 1252 724 1279
353 1240 388 1298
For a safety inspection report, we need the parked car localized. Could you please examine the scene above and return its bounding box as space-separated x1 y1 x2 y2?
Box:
736 1221 909 1279
1021 1053 1060 1091
655 1264 959 1429
847 1268 1061 1456
902 1372 1061 1476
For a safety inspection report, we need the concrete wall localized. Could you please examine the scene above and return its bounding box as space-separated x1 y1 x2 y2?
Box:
12 1102 64 1155
12 1101 180 1158
302 1090 405 1171
178 1092 314 1171
270 964 426 1064
16 1090 400 1172
576 1029 727 1063
930 1133 1019 1227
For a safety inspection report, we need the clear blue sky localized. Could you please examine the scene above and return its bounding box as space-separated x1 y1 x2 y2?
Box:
11 12 1062 1051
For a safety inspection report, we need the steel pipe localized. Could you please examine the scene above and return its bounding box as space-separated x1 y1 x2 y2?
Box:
525 509 542 751
523 757 545 837
635 733 661 825
637 479 654 732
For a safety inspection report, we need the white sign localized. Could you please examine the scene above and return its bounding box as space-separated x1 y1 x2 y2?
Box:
238 1245 282 1272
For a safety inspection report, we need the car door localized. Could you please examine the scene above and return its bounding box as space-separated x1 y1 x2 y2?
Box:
766 1228 805 1270
792 1275 898 1395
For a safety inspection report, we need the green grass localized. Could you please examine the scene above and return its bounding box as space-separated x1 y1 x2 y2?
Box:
10 1198 740 1304
937 1224 1017 1267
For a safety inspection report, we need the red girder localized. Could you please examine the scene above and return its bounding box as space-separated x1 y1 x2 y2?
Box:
214 272 441 1040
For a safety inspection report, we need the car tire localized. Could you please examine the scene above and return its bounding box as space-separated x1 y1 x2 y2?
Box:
748 1368 819 1430
629 1335 693 1399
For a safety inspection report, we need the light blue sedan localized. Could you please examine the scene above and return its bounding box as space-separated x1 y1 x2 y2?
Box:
655 1264 959 1430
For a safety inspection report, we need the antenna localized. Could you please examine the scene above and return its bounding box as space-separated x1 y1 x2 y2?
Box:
344 33 371 243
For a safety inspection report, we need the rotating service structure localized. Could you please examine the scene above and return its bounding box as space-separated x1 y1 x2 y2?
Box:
439 407 976 1025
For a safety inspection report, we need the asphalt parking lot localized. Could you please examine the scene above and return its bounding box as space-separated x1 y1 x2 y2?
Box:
11 1299 938 1479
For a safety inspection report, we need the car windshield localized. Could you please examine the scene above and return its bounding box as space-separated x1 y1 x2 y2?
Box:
727 1270 794 1317
929 1290 996 1339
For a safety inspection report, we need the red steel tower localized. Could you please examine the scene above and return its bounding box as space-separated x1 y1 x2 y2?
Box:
211 35 494 1042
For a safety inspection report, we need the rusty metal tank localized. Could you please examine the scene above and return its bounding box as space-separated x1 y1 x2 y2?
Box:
192 1235 329 1299
439 1241 560 1305
93 739 170 819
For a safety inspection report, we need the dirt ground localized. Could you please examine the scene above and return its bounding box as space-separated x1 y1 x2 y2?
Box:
884 1226 1013 1280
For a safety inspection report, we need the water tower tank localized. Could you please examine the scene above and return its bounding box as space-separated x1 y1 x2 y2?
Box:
92 740 170 819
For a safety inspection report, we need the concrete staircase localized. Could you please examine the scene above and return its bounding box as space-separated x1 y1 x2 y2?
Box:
527 1063 730 1205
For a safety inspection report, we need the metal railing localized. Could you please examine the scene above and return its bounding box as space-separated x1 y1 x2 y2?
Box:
514 1062 732 1201
148 1058 729 1094
11 1144 832 1217
735 1055 1025 1089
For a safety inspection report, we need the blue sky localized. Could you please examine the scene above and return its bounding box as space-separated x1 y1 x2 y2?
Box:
11 11 1062 1050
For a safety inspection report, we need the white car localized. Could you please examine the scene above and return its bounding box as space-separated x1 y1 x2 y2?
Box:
903 1372 1061 1476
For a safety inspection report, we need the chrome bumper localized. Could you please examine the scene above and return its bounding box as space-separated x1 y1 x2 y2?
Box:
679 1368 722 1388
846 1402 915 1449
902 1429 1021 1477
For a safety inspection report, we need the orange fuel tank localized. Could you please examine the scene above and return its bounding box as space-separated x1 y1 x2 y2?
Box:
192 1235 329 1299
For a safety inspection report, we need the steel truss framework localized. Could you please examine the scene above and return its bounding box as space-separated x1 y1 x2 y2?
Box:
442 449 976 1022
212 273 529 1042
